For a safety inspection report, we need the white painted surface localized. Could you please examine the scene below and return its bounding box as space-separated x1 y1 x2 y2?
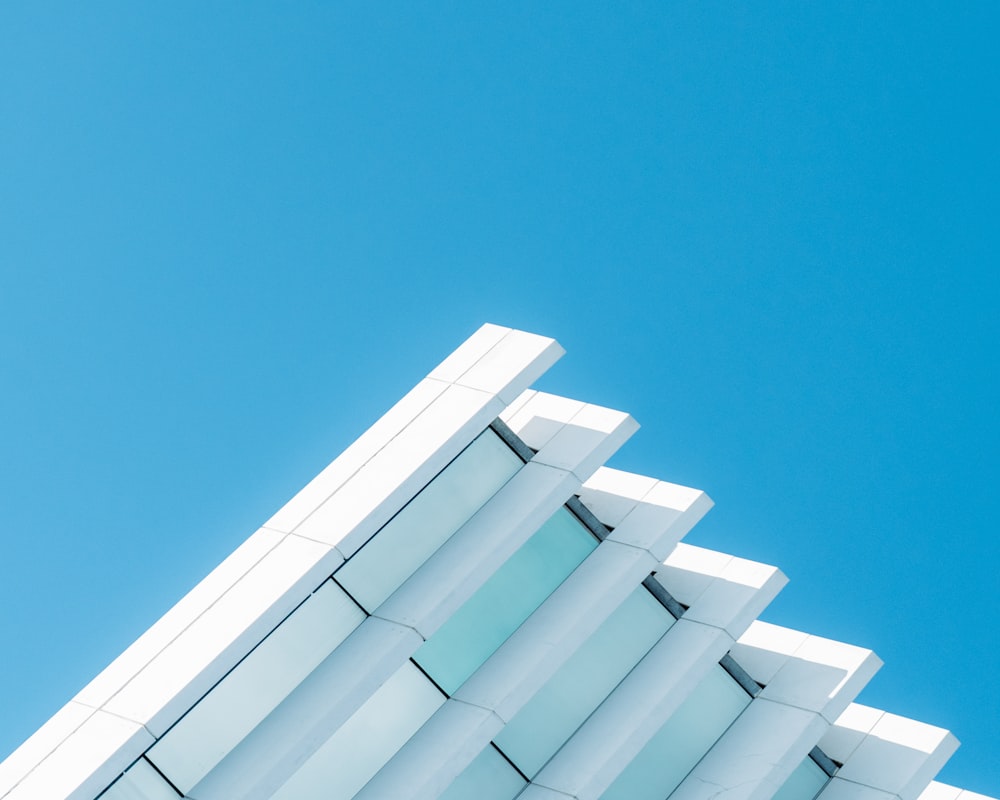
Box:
733 623 882 722
578 466 660 527
428 323 513 384
74 526 285 710
103 533 340 736
294 382 505 555
596 476 713 561
4 710 153 800
0 702 94 798
832 710 958 800
501 391 586 451
448 328 563 404
264 378 450 534
660 544 788 636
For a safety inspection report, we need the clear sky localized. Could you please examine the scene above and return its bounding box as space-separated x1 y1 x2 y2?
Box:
1 2 997 792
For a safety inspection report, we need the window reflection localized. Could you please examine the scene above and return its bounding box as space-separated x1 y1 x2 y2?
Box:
414 507 599 694
495 586 675 777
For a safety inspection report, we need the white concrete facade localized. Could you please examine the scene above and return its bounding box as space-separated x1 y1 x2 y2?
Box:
0 324 991 800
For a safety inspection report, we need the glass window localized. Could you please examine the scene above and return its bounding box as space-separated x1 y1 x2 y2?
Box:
413 507 599 694
99 758 179 800
599 664 752 800
495 586 675 777
146 579 365 794
271 661 445 800
769 755 830 800
335 429 523 612
437 745 526 800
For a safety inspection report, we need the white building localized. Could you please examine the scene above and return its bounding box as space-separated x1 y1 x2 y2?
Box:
0 325 992 800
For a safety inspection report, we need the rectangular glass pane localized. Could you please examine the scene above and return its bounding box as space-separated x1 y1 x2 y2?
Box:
147 579 365 794
100 758 179 800
437 745 526 800
600 664 751 800
769 756 829 800
336 429 522 611
271 661 445 800
414 507 599 694
495 586 675 777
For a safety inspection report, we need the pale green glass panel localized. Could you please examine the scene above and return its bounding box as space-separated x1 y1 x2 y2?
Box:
437 745 526 800
271 661 445 800
336 429 522 611
414 507 598 694
769 756 829 800
600 664 751 800
99 758 178 800
147 579 365 794
496 586 675 777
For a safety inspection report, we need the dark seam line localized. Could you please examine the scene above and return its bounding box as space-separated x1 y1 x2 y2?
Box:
332 576 372 616
490 742 532 783
408 657 451 700
142 756 185 798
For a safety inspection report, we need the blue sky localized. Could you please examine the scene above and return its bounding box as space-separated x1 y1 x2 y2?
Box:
1 2 997 791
